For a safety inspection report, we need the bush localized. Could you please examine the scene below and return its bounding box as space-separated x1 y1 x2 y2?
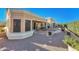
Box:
64 36 79 51
1 29 5 32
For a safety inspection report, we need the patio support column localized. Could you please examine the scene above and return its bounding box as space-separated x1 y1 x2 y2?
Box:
46 23 48 29
30 20 33 31
42 23 44 27
21 19 25 32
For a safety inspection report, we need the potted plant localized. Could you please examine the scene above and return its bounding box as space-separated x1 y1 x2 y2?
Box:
64 36 79 51
48 31 52 36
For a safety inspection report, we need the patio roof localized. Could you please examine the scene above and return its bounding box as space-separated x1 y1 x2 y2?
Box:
9 9 47 22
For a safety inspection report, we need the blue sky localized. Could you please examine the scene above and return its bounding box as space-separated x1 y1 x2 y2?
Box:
0 8 79 23
0 8 6 22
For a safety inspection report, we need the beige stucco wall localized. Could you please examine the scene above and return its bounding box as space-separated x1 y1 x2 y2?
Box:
37 23 41 29
47 18 53 24
21 19 25 32
7 17 13 32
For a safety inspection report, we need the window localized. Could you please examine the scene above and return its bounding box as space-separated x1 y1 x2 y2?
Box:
25 20 31 31
13 19 21 32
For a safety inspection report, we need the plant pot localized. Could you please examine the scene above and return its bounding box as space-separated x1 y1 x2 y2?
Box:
48 32 52 36
68 45 77 51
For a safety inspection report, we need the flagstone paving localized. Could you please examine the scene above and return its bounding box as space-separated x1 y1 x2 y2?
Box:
0 30 67 51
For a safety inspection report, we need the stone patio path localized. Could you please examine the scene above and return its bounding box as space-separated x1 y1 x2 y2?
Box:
0 30 67 51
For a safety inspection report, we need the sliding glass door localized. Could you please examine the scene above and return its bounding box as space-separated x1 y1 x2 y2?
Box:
25 20 31 31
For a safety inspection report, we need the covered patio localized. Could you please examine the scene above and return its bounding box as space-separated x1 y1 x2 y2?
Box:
6 9 48 39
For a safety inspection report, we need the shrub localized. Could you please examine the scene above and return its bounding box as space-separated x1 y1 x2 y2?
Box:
64 36 79 51
1 29 5 32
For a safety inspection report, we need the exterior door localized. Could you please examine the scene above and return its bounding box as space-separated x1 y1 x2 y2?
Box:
33 22 36 30
13 19 21 32
34 22 36 30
